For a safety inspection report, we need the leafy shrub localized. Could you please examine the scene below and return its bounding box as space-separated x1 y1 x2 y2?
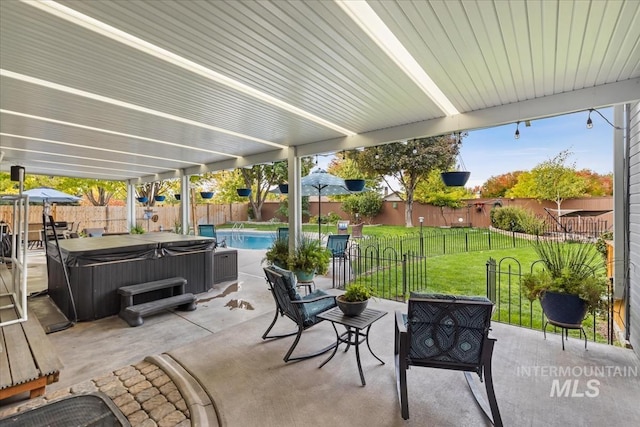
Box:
358 192 383 222
342 192 382 223
341 195 360 219
595 230 613 260
130 224 145 234
490 206 543 234
519 213 546 235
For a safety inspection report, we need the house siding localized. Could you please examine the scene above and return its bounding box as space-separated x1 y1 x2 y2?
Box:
628 101 640 357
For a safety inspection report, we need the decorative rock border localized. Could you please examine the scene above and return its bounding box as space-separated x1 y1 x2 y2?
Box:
0 361 191 427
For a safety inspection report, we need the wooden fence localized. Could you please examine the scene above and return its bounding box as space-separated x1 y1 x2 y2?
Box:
0 203 248 234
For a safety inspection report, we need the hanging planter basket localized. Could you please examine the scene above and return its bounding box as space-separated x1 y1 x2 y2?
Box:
136 197 148 203
278 184 289 194
200 191 214 199
344 179 365 192
175 194 181 201
441 171 470 187
236 188 252 197
154 195 165 202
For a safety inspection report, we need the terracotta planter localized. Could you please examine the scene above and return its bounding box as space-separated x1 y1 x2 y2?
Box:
441 171 470 187
336 295 368 317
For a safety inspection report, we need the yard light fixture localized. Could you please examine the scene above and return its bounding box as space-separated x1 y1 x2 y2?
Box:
418 217 424 256
514 121 520 139
586 109 593 129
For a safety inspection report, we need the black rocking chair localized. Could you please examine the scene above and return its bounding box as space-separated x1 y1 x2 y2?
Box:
395 293 502 426
263 266 337 362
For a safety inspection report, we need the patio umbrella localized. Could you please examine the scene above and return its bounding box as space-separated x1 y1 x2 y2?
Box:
20 187 81 204
270 169 365 240
301 169 354 241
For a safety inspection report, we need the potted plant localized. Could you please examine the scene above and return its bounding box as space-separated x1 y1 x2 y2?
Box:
263 235 290 269
336 283 375 316
287 236 330 281
130 224 145 234
522 239 608 327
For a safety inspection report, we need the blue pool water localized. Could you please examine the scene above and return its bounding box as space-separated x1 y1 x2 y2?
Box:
216 231 276 250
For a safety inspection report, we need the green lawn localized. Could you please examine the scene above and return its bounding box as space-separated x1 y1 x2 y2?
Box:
229 223 610 343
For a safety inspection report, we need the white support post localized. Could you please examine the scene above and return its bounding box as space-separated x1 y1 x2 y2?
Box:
127 182 136 231
180 174 190 235
288 147 302 249
613 104 626 299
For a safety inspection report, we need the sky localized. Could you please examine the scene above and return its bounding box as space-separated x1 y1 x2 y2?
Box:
460 108 615 188
315 108 614 192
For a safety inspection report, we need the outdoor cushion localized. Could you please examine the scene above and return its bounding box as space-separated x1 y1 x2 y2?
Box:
270 265 301 301
410 292 491 303
300 289 336 327
407 294 492 364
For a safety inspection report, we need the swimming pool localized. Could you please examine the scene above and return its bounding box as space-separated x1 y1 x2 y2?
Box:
216 231 276 250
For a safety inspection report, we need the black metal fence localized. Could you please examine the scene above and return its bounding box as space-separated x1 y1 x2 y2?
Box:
486 257 614 344
336 241 428 301
335 228 532 301
353 228 533 258
542 209 610 241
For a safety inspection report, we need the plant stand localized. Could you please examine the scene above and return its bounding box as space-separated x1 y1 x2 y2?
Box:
540 291 589 350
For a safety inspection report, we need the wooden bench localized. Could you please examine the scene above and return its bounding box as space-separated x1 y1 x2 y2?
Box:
118 277 196 327
0 304 62 400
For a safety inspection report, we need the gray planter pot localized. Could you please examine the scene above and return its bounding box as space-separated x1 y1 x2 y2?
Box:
336 295 368 317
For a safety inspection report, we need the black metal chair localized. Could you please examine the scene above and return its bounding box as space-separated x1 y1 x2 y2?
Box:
326 234 349 287
276 227 289 242
263 266 337 362
198 224 226 247
395 293 502 426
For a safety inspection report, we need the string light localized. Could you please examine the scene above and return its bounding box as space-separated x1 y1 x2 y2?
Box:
514 121 520 139
585 107 623 130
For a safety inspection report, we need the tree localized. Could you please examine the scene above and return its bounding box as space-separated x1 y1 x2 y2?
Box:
576 169 613 196
415 169 472 208
136 181 173 207
505 171 537 198
340 192 383 223
210 159 315 221
510 150 587 216
481 171 523 198
59 178 125 206
353 136 458 226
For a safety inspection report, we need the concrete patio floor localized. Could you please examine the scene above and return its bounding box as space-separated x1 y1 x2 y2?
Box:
1 247 639 426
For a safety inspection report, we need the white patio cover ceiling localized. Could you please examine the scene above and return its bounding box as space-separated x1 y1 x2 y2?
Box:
1 0 639 183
